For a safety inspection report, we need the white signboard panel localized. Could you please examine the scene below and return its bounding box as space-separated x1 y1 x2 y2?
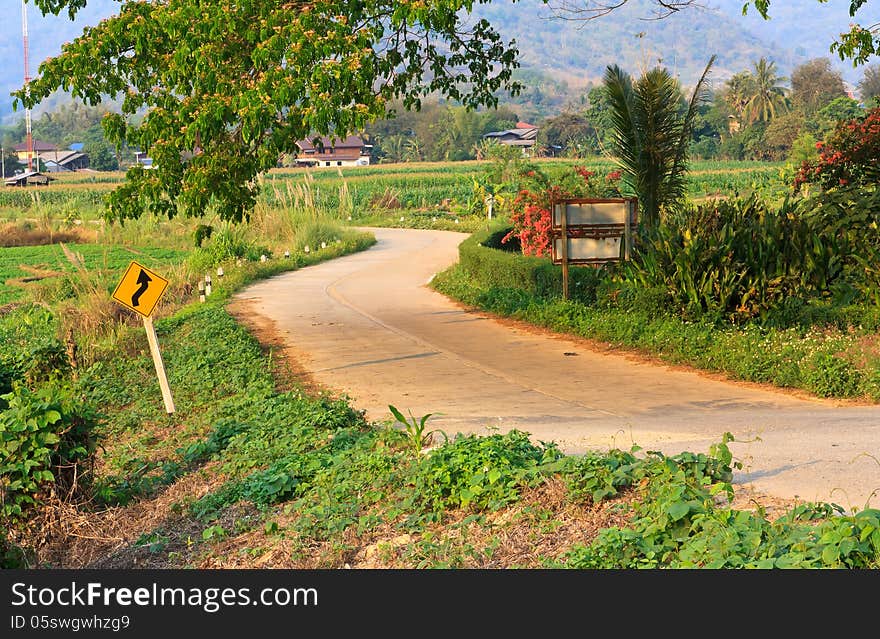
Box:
554 237 621 261
553 201 629 227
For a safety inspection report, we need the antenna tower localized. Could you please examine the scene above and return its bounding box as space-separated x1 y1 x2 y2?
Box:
22 0 34 172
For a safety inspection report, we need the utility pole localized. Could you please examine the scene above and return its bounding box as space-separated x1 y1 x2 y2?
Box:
22 0 34 172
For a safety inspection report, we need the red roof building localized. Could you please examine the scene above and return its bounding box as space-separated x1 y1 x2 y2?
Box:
295 135 372 167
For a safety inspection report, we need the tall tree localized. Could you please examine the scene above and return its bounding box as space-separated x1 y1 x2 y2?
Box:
18 0 522 224
603 55 716 230
722 71 757 125
539 112 597 156
790 58 847 117
743 58 789 124
858 63 880 103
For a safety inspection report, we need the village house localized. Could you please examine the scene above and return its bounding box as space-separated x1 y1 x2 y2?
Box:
43 150 90 173
13 140 59 166
482 122 539 156
13 141 91 172
294 135 372 167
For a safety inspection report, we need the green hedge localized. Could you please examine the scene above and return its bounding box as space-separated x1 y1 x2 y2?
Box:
458 223 603 304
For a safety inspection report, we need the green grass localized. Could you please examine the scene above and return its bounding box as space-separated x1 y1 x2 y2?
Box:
0 243 188 306
430 262 880 401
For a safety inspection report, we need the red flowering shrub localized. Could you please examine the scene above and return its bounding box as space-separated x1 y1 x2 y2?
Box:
793 106 880 192
502 166 623 257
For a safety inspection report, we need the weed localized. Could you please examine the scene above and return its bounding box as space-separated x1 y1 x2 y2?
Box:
388 405 446 455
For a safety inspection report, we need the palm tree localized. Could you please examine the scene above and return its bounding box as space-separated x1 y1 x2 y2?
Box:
723 71 756 125
603 55 716 231
743 57 789 124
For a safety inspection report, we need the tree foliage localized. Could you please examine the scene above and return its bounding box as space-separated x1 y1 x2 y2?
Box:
742 57 789 124
790 58 847 117
858 63 880 103
18 0 522 224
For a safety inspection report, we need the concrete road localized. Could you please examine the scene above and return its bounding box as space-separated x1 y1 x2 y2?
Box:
234 227 880 512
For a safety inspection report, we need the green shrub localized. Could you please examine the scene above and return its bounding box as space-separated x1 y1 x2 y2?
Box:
459 224 606 305
188 224 270 271
293 219 343 253
0 307 69 407
803 352 861 398
0 383 102 521
624 195 845 323
405 430 562 519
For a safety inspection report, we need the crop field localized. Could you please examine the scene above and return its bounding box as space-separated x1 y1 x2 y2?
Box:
0 159 791 224
0 242 187 306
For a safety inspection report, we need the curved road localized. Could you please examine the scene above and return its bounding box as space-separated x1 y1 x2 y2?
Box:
234 227 880 511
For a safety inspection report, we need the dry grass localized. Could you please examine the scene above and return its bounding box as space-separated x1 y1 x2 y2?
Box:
32 462 228 569
0 222 89 247
188 478 638 570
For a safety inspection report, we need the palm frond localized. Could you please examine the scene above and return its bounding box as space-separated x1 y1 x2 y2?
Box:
603 64 641 193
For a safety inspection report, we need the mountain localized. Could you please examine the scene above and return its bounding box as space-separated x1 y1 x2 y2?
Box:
2 0 878 123
1 1 120 123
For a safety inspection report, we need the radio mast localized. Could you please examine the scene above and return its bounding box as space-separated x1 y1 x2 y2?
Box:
22 0 34 172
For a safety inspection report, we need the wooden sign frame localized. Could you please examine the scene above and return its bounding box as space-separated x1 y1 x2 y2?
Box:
550 197 638 299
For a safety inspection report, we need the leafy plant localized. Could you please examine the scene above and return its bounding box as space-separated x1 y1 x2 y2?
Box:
389 405 446 455
0 382 102 521
404 430 562 519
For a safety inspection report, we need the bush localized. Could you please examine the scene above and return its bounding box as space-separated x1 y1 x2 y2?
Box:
803 352 861 398
188 224 270 271
459 224 607 305
622 194 847 323
794 106 880 192
406 430 562 517
0 383 102 522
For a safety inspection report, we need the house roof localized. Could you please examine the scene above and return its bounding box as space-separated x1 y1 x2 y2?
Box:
13 140 59 153
483 127 538 142
296 135 367 153
515 121 537 130
4 171 55 186
44 150 87 166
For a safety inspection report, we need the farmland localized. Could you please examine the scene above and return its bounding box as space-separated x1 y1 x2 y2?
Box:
0 158 791 220
2 157 878 575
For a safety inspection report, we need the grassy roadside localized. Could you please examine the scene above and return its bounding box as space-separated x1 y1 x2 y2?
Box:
4 230 878 570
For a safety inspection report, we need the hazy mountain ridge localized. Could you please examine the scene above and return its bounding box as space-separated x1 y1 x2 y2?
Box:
2 0 878 122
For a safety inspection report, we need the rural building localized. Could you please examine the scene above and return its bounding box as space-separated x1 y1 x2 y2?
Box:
4 171 55 187
43 150 90 173
13 140 59 164
294 135 372 167
134 150 155 168
482 122 538 155
13 142 93 172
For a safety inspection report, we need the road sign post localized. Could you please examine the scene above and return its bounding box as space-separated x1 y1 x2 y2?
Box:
111 261 175 414
142 315 176 414
551 198 638 300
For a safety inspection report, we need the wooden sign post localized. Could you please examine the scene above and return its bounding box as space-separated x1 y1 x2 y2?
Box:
551 198 638 300
142 315 176 414
111 261 175 414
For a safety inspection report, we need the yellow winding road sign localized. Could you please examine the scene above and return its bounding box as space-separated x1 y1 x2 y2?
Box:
112 261 169 318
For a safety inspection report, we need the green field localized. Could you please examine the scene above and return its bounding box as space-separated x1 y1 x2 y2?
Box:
0 243 188 306
0 159 792 222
